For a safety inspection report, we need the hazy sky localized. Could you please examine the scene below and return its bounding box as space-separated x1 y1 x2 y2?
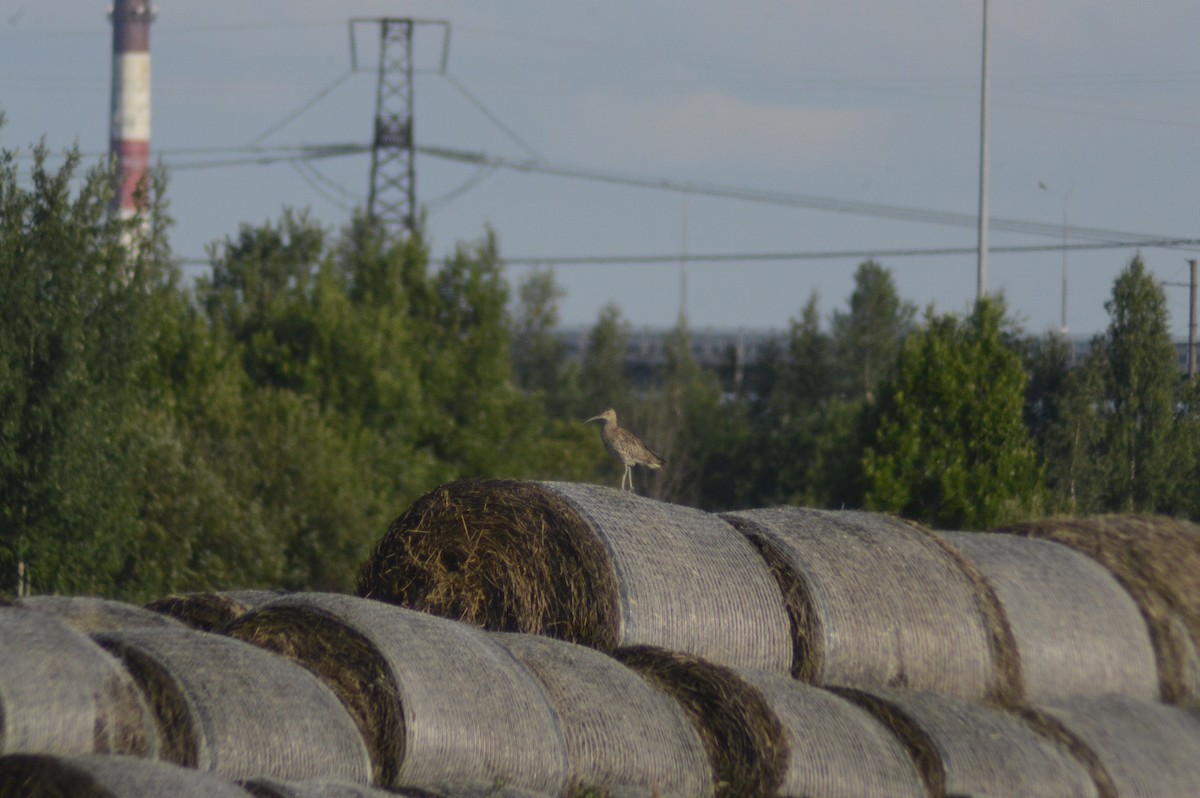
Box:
4 1 1200 338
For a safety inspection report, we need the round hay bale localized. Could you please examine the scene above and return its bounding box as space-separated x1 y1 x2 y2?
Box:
489 632 713 797
93 627 370 784
226 592 569 795
736 672 926 798
1025 694 1200 798
941 531 1159 702
724 507 1008 700
0 607 156 757
146 590 283 633
835 688 1099 798
612 646 787 798
994 515 1200 704
241 776 409 798
0 753 251 798
14 595 187 633
359 480 792 672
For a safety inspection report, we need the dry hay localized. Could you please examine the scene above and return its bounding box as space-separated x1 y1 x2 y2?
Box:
145 590 282 633
359 480 792 672
13 595 186 634
0 753 251 798
0 607 156 758
490 632 713 797
835 687 1098 798
1024 694 1200 798
736 672 926 798
994 515 1200 704
93 626 370 784
612 646 787 798
724 507 1011 700
226 592 570 795
242 776 410 798
941 531 1159 702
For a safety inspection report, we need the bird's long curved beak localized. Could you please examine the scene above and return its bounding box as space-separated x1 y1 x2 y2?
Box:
585 416 602 424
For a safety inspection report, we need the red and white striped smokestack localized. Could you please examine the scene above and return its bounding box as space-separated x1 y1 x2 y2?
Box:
108 0 155 220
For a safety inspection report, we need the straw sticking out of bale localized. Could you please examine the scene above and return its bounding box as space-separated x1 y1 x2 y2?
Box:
361 480 791 672
490 632 713 797
95 627 371 784
0 607 156 758
738 673 926 798
227 592 570 795
14 595 186 634
612 646 787 798
1028 694 1200 798
146 590 283 633
838 688 1099 798
995 515 1200 704
724 507 1009 700
359 479 620 647
0 753 252 798
942 531 1159 702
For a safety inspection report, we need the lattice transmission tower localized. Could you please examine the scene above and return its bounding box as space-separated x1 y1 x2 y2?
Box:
351 18 449 237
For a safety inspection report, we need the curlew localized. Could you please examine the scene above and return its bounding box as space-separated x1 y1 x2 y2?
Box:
585 408 665 492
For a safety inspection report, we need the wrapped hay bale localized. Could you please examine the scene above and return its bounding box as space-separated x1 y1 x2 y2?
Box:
1023 694 1200 798
995 515 1200 703
14 595 186 633
724 507 1009 700
146 590 283 632
93 627 370 784
358 480 792 672
0 753 251 798
941 531 1159 701
226 592 569 795
836 688 1098 798
612 646 787 798
241 776 410 798
0 607 156 757
489 632 713 797
735 672 925 798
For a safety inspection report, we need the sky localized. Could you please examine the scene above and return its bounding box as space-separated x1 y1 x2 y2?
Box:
3 1 1200 339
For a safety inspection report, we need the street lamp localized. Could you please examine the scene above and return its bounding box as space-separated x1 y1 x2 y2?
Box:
1039 181 1071 335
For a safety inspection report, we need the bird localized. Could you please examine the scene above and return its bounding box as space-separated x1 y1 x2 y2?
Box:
585 408 665 492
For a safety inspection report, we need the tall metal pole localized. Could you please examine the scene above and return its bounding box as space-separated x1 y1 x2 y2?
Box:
1039 181 1071 333
1189 259 1197 378
976 0 990 300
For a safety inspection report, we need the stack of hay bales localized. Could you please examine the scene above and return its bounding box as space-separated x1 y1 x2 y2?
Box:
721 507 1009 700
0 607 157 759
358 480 792 673
995 515 1200 703
939 531 1159 702
94 627 371 784
7 482 1200 797
225 592 570 796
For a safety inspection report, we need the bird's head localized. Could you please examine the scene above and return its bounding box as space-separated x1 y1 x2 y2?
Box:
585 408 618 426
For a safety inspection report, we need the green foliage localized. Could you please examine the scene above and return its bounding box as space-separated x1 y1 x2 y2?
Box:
1046 257 1188 514
831 261 916 400
863 298 1044 528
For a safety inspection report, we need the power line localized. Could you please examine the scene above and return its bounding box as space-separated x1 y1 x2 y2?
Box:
416 144 1195 246
499 239 1200 267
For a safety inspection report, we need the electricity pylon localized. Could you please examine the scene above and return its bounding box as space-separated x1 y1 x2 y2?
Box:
350 18 450 236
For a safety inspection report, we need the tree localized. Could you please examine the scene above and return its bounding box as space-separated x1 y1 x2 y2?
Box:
831 261 916 401
0 142 172 595
580 303 634 418
863 298 1043 528
511 267 579 417
1046 257 1185 513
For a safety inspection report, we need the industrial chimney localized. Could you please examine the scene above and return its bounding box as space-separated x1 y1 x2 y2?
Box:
108 0 154 220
